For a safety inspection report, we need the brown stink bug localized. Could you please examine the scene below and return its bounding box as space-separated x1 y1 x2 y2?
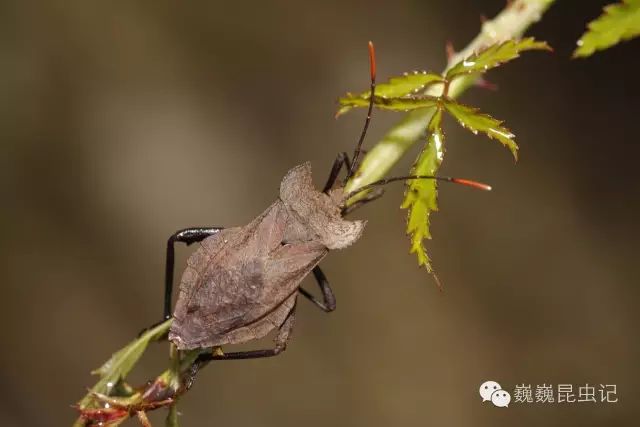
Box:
159 42 490 362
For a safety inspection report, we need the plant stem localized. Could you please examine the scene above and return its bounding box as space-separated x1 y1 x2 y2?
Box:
72 3 557 425
344 0 556 194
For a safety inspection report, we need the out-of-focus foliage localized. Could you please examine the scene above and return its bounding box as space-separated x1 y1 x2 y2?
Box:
574 0 640 57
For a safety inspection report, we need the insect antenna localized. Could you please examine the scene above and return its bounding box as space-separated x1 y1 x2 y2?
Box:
345 175 492 201
345 41 377 181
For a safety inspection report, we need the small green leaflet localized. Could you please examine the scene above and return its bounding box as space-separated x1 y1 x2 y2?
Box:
574 0 640 57
337 72 442 116
75 319 172 412
443 99 518 160
446 37 551 80
400 109 444 271
338 95 439 115
366 72 443 98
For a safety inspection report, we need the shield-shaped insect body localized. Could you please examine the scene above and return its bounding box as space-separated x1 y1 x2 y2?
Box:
169 162 365 351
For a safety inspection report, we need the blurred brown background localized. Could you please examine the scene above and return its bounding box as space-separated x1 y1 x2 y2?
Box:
1 1 639 426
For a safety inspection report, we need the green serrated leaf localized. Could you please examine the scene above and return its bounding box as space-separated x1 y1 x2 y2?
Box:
446 37 551 80
368 72 444 98
400 109 445 271
574 0 640 57
443 100 518 160
336 72 443 116
338 95 439 114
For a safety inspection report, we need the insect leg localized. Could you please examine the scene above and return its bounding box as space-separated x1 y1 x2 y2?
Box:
196 307 296 361
340 188 385 216
163 227 224 320
298 266 336 312
322 152 352 192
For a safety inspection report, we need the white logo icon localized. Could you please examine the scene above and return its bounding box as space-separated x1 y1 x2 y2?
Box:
491 389 511 407
479 380 510 408
479 380 501 402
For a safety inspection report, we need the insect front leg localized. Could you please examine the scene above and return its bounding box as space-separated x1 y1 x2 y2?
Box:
341 188 385 216
196 306 297 362
163 227 224 320
298 266 336 312
322 152 352 192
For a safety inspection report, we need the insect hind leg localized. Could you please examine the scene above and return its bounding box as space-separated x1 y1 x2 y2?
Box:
196 306 296 362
